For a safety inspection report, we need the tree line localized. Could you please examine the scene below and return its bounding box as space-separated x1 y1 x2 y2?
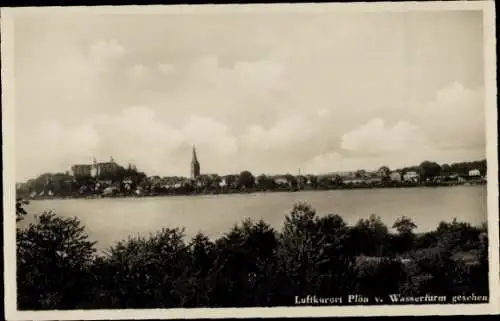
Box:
16 199 488 309
17 159 486 199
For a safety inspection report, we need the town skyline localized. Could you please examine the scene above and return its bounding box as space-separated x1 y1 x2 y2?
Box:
17 146 487 184
14 9 485 181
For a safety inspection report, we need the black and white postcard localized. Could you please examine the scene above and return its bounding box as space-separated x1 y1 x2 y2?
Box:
2 1 499 319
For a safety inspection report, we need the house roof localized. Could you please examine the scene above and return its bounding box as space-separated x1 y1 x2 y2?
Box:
72 164 92 168
96 162 117 166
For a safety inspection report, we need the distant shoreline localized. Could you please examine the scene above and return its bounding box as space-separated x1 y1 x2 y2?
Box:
23 180 486 201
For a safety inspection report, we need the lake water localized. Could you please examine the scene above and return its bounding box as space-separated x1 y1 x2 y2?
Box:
23 185 487 251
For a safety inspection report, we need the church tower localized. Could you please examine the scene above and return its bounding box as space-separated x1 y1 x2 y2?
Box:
190 145 200 180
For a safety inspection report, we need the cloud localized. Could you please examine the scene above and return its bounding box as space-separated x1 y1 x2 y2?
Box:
307 82 487 174
305 116 432 174
302 146 486 175
140 55 290 132
158 63 175 74
15 42 293 179
336 82 485 163
242 115 315 151
416 82 485 150
90 107 240 175
87 39 126 64
128 64 148 79
15 38 129 123
303 151 380 174
183 116 238 157
317 109 329 117
16 106 240 179
13 15 486 181
184 56 287 95
16 120 101 177
340 118 428 155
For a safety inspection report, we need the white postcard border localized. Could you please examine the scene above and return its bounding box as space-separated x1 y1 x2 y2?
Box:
2 1 498 320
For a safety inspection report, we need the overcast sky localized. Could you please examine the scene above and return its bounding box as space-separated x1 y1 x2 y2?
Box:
13 8 486 181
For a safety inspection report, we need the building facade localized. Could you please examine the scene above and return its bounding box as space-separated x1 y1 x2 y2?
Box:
92 157 120 178
378 166 391 178
273 176 289 186
71 164 93 177
190 146 201 180
71 157 119 179
468 169 481 177
390 171 402 182
403 171 420 182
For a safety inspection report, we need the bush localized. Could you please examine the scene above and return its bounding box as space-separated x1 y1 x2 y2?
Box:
90 228 191 308
391 217 418 254
17 211 96 309
275 204 357 301
355 258 407 296
348 214 390 257
435 219 483 252
16 197 29 222
16 201 489 309
209 219 279 307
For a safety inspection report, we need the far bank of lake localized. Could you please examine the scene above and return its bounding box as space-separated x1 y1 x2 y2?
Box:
22 185 487 252
24 179 486 201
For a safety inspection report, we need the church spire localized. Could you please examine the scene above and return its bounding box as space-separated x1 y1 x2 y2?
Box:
192 145 198 162
190 145 200 180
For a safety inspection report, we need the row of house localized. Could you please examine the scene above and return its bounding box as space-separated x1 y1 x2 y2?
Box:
143 170 415 191
323 167 483 185
136 166 485 191
338 170 419 185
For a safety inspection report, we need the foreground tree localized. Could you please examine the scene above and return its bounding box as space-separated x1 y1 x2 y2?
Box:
349 214 390 257
16 201 488 309
210 219 279 306
393 216 418 235
92 227 191 308
392 216 418 254
278 202 319 295
16 197 29 222
17 211 96 309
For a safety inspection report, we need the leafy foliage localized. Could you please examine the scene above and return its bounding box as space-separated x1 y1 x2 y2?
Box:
16 201 489 309
392 216 418 254
238 170 256 189
16 197 29 222
419 161 442 180
17 211 96 309
349 214 390 257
